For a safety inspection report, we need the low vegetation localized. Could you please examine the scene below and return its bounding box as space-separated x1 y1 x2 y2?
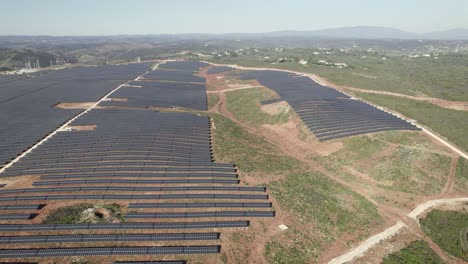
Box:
207 93 220 110
211 113 297 174
211 111 380 263
420 209 468 261
43 203 124 224
209 50 468 101
355 92 468 153
312 133 451 195
455 158 468 191
225 87 290 127
382 240 444 264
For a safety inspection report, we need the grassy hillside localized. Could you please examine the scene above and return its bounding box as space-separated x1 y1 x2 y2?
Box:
225 87 290 127
208 50 468 101
420 210 468 261
382 240 444 264
354 92 468 153
211 113 380 263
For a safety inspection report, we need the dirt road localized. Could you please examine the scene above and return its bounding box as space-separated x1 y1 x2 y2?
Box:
203 63 468 263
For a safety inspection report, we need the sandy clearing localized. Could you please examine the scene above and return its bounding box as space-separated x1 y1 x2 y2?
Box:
62 125 97 131
314 141 344 156
54 102 96 109
260 101 290 115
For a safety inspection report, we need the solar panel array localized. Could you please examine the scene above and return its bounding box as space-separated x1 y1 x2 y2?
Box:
235 70 420 140
101 61 208 110
0 63 151 167
0 61 274 261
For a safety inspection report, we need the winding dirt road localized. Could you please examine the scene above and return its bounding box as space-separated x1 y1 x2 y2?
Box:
203 62 468 263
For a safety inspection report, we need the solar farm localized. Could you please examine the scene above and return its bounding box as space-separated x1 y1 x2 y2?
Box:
0 60 441 263
0 61 276 263
234 70 420 141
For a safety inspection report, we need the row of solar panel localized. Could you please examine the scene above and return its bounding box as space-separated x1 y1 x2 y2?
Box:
16 160 234 168
0 64 151 165
0 186 265 195
102 64 208 110
125 211 275 219
32 179 240 186
0 221 249 231
8 167 235 175
234 70 419 140
0 232 220 244
128 202 272 208
3 167 231 177
0 194 268 201
142 70 205 83
37 173 237 179
0 204 46 210
0 213 38 220
0 245 220 258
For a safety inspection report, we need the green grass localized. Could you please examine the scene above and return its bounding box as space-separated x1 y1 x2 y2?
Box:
225 87 290 127
363 146 450 194
210 113 380 263
420 210 468 261
322 136 387 167
313 134 451 195
268 171 380 233
382 240 444 264
211 113 297 174
43 204 93 224
43 203 124 224
455 158 468 191
207 93 220 109
264 171 379 263
355 92 468 153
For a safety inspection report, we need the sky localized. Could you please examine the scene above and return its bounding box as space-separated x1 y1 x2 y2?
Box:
1 0 467 36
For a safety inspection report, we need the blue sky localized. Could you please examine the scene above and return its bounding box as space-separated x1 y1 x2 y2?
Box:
1 0 467 35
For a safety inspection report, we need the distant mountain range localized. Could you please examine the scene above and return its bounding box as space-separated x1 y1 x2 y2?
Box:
1 26 468 41
261 26 468 40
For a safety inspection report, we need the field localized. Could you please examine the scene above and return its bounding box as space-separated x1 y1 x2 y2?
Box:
420 209 468 261
382 240 444 264
208 50 468 101
210 113 380 263
355 92 468 153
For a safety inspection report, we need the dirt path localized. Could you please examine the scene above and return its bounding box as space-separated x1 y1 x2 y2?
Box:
206 85 258 94
205 61 468 160
306 74 467 112
208 70 415 263
328 221 406 264
202 64 468 263
443 156 459 193
205 61 467 111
